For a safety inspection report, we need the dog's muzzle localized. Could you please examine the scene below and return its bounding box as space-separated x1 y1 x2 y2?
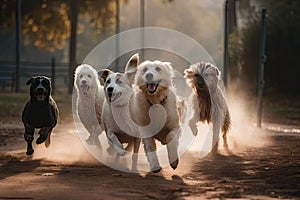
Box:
106 87 121 102
80 81 89 96
34 87 47 101
145 80 161 94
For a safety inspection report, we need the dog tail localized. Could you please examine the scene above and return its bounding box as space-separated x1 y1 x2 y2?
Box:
222 108 231 136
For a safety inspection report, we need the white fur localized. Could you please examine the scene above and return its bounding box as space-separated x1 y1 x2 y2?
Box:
184 62 230 154
74 64 105 145
100 54 141 170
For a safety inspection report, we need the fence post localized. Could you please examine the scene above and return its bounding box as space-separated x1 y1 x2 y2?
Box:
51 57 56 94
257 9 267 127
15 0 21 92
223 0 229 89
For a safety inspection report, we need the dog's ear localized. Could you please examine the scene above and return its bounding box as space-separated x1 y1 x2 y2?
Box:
163 62 175 77
98 69 113 86
26 77 35 85
125 53 139 84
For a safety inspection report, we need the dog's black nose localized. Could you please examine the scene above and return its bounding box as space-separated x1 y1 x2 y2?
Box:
81 80 87 84
145 73 153 81
107 87 113 93
36 88 44 93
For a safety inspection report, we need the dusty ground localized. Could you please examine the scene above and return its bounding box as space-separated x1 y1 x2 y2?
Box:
0 120 299 200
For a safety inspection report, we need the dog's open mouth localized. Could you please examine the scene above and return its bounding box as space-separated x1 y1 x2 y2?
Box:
146 80 161 94
80 85 89 96
108 92 122 102
35 91 46 101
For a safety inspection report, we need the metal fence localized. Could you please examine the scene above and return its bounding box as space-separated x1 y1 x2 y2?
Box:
0 61 69 93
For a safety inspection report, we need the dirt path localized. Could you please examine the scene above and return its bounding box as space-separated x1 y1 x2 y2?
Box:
0 122 299 200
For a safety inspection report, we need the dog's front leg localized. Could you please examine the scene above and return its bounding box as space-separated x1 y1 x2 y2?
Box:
37 127 53 145
189 112 199 136
107 131 125 156
142 137 161 173
24 124 34 155
166 126 180 170
188 95 200 136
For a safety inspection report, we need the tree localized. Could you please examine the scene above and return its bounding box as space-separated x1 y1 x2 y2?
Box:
230 0 300 94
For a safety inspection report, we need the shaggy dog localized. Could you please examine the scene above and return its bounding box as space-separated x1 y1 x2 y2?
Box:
133 60 180 173
99 54 141 169
184 62 231 154
74 64 105 145
22 76 59 155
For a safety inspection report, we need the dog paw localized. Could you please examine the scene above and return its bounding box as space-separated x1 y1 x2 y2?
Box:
26 149 34 155
151 166 162 173
106 146 115 155
85 136 94 145
36 132 49 144
170 159 179 170
116 148 126 156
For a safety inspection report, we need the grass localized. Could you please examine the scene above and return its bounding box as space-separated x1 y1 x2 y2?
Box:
0 93 73 123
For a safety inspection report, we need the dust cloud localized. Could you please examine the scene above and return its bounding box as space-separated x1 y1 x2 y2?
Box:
31 123 97 164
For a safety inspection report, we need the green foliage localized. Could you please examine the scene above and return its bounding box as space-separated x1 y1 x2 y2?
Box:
0 0 116 52
231 0 300 94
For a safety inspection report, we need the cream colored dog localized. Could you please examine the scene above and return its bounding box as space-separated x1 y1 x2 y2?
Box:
184 62 231 154
74 64 105 145
133 60 180 173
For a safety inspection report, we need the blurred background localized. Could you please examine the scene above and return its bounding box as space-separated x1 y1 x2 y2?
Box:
0 0 299 124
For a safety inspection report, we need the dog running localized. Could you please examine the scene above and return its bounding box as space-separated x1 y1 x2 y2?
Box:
99 54 141 170
74 64 105 145
133 60 181 173
22 76 59 155
184 62 231 154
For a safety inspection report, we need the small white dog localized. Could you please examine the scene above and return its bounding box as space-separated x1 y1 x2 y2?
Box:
99 54 141 170
133 60 181 173
74 64 105 145
184 62 231 154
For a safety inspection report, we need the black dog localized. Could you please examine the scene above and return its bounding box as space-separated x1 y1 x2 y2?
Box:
22 76 59 155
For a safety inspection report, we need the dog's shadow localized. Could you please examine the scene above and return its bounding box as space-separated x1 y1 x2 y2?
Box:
0 153 41 180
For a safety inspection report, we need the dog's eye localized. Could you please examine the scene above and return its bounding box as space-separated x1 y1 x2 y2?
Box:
80 75 83 78
116 79 123 84
155 67 161 72
143 67 148 72
88 75 91 78
41 79 47 84
106 78 111 84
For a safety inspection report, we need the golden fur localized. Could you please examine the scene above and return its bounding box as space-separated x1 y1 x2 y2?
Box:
133 60 180 172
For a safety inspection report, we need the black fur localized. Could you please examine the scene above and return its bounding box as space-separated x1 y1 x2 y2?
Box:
22 76 59 155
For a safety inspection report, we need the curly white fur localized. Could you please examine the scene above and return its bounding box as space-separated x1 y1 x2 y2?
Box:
74 64 105 145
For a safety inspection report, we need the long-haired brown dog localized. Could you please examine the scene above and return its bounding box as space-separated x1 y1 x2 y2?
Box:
184 62 231 154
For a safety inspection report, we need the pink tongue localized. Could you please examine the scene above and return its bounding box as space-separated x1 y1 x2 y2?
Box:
148 83 156 91
37 94 44 100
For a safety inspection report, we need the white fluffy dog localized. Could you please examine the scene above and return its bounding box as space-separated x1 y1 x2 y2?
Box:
133 60 180 173
74 64 105 145
184 62 231 154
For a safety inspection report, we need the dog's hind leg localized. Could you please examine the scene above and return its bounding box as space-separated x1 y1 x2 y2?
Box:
166 127 180 170
131 138 141 171
36 127 52 145
24 125 34 155
143 137 161 173
211 122 221 155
